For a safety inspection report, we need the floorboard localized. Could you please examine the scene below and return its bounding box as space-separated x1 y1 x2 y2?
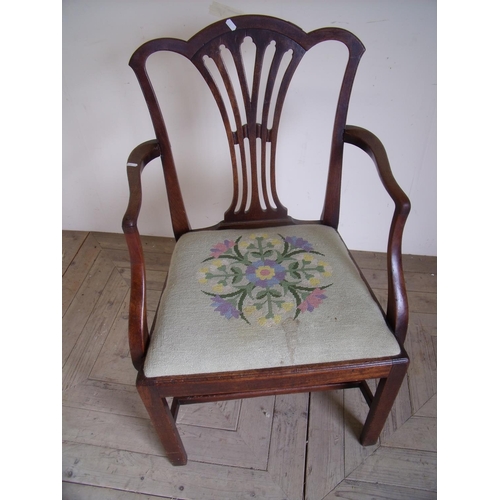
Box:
62 231 437 499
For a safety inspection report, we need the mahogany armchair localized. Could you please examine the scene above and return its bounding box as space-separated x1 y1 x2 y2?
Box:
122 15 410 466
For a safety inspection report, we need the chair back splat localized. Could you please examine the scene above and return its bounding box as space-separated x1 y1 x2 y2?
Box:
129 15 365 238
123 15 411 467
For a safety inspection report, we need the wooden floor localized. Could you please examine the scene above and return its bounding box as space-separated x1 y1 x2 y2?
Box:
62 231 437 500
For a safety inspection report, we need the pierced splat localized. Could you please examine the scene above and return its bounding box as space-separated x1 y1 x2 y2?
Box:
194 32 302 222
129 15 365 238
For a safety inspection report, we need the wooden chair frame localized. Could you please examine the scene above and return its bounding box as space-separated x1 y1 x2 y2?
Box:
122 15 410 466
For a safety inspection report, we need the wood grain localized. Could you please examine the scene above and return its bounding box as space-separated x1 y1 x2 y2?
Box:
62 252 119 365
382 416 437 452
62 268 129 391
348 447 437 491
305 391 345 499
62 232 100 315
62 230 88 274
63 441 290 499
343 382 378 477
326 479 437 499
62 482 172 500
406 312 437 413
267 393 309 500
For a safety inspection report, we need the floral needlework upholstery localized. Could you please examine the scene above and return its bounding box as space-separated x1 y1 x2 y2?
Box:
198 233 333 327
143 225 401 378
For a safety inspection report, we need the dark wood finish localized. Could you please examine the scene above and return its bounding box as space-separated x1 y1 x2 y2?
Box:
174 381 372 405
360 359 409 446
343 126 411 344
122 15 411 465
136 382 187 466
122 139 161 370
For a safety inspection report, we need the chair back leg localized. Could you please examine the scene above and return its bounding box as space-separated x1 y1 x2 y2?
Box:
360 359 409 446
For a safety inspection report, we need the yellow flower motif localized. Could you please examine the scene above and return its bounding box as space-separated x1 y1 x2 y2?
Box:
282 302 294 312
197 268 209 283
256 315 281 327
303 254 314 262
239 241 249 249
255 265 276 281
271 238 281 246
212 283 225 293
212 259 222 267
309 277 321 286
318 260 332 277
243 305 256 315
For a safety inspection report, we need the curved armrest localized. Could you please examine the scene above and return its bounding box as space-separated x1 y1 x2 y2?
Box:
343 125 411 344
122 140 161 370
123 139 161 231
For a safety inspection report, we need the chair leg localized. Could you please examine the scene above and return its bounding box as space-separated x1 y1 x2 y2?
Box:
359 360 408 446
137 384 188 465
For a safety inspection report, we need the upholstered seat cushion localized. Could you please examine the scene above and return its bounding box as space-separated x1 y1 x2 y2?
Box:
143 224 401 378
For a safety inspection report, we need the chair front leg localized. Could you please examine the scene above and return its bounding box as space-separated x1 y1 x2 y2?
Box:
359 359 408 446
137 384 188 465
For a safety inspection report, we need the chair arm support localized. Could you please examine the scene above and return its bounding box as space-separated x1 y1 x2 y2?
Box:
122 139 161 370
123 139 161 231
343 125 411 344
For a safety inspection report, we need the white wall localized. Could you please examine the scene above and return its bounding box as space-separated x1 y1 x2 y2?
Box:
62 0 436 256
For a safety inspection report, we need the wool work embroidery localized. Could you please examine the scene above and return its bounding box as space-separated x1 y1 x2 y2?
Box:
197 233 333 326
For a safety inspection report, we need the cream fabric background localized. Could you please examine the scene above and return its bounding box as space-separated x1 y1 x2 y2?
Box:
144 225 400 377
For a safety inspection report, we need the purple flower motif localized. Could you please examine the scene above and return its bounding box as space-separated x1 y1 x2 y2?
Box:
210 239 235 258
211 295 240 319
298 288 327 313
285 236 313 252
246 259 287 288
